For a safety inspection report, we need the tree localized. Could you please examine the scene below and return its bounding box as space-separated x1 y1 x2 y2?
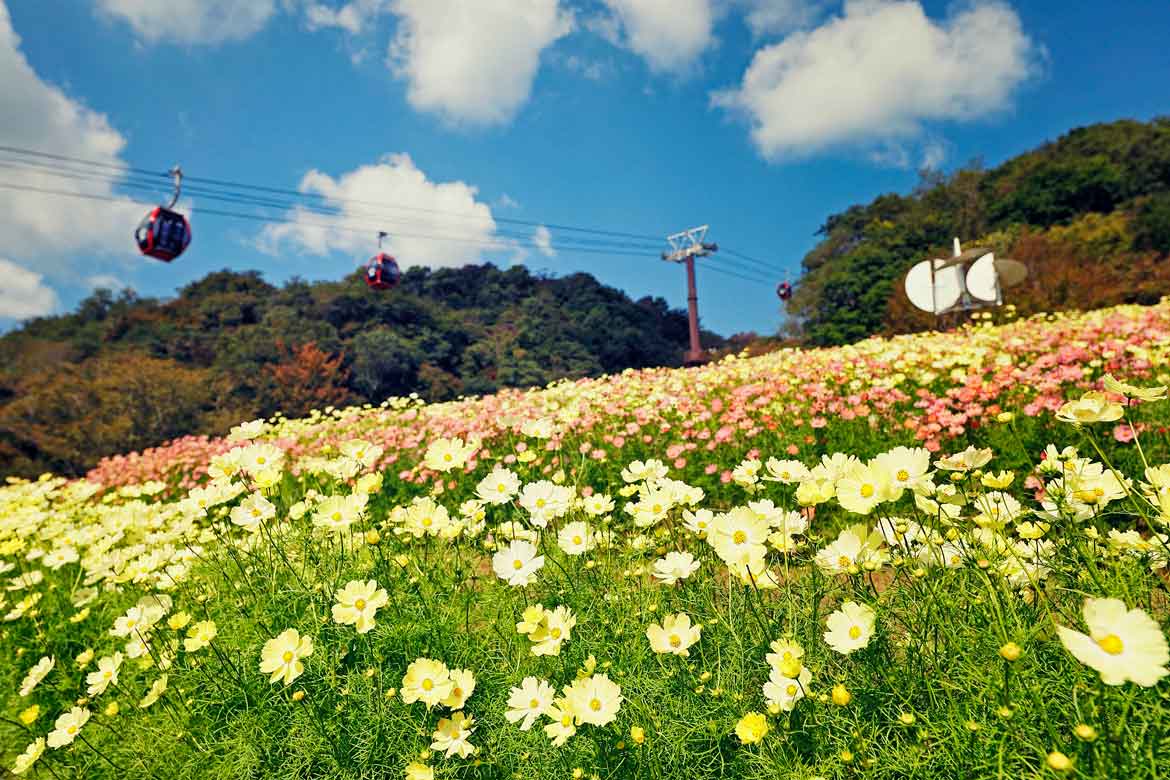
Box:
349 328 422 402
0 353 218 476
263 341 354 418
1133 193 1170 254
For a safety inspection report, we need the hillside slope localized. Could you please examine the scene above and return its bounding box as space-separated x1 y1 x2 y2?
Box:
0 264 723 477
789 117 1170 344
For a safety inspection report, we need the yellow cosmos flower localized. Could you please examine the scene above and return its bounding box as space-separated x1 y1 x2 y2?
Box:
646 612 702 657
259 629 314 687
1056 392 1124 424
734 712 769 744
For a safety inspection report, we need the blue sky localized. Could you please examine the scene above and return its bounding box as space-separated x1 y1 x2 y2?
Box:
0 0 1167 337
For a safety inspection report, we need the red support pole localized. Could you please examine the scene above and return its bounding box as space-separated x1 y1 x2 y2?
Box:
684 255 702 364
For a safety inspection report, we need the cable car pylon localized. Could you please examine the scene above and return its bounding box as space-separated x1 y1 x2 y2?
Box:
662 225 717 365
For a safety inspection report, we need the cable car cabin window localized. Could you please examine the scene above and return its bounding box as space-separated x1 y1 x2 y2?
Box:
136 207 191 262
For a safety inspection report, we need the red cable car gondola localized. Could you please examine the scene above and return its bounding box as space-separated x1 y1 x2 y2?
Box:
135 166 191 262
364 232 401 291
777 281 793 301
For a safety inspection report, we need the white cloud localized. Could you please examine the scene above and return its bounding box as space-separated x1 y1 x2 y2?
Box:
258 153 500 268
0 1 143 270
921 138 948 170
387 0 573 126
562 53 608 82
303 0 391 34
732 0 823 37
713 0 1037 160
533 225 555 257
87 273 130 291
0 258 58 320
94 0 277 44
599 0 715 73
495 193 521 210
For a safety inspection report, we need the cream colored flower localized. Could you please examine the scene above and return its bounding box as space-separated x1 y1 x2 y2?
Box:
11 738 44 774
1057 597 1168 686
1057 392 1124 425
331 580 389 634
505 676 555 731
430 711 477 758
1103 374 1166 402
763 664 812 712
259 629 314 686
184 620 218 652
19 656 53 697
401 658 453 708
646 612 702 656
139 674 168 708
85 653 123 697
47 707 90 748
564 673 622 727
651 551 701 584
492 540 544 586
441 668 477 710
824 601 876 655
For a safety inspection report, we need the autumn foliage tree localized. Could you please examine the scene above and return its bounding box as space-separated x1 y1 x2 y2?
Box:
262 340 354 418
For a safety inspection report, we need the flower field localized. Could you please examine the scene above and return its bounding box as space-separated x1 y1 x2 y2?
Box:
4 300 1170 779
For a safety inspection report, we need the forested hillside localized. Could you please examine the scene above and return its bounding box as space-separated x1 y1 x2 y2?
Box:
0 264 723 477
789 117 1170 344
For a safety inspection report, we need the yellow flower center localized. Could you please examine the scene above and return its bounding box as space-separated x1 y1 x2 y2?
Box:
497 484 507 493
422 517 432 527
251 509 262 517
589 698 602 712
838 555 851 568
669 634 681 648
897 470 909 482
652 504 662 513
512 559 524 570
860 484 874 498
561 714 572 726
733 530 747 545
551 628 562 639
103 670 112 679
786 684 797 696
332 512 342 521
355 599 366 610
782 651 793 661
848 626 862 640
126 619 137 628
444 453 452 461
536 499 546 508
1097 634 1124 655
530 698 541 709
282 651 294 663
67 726 77 734
422 679 434 691
257 456 266 465
572 536 582 545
